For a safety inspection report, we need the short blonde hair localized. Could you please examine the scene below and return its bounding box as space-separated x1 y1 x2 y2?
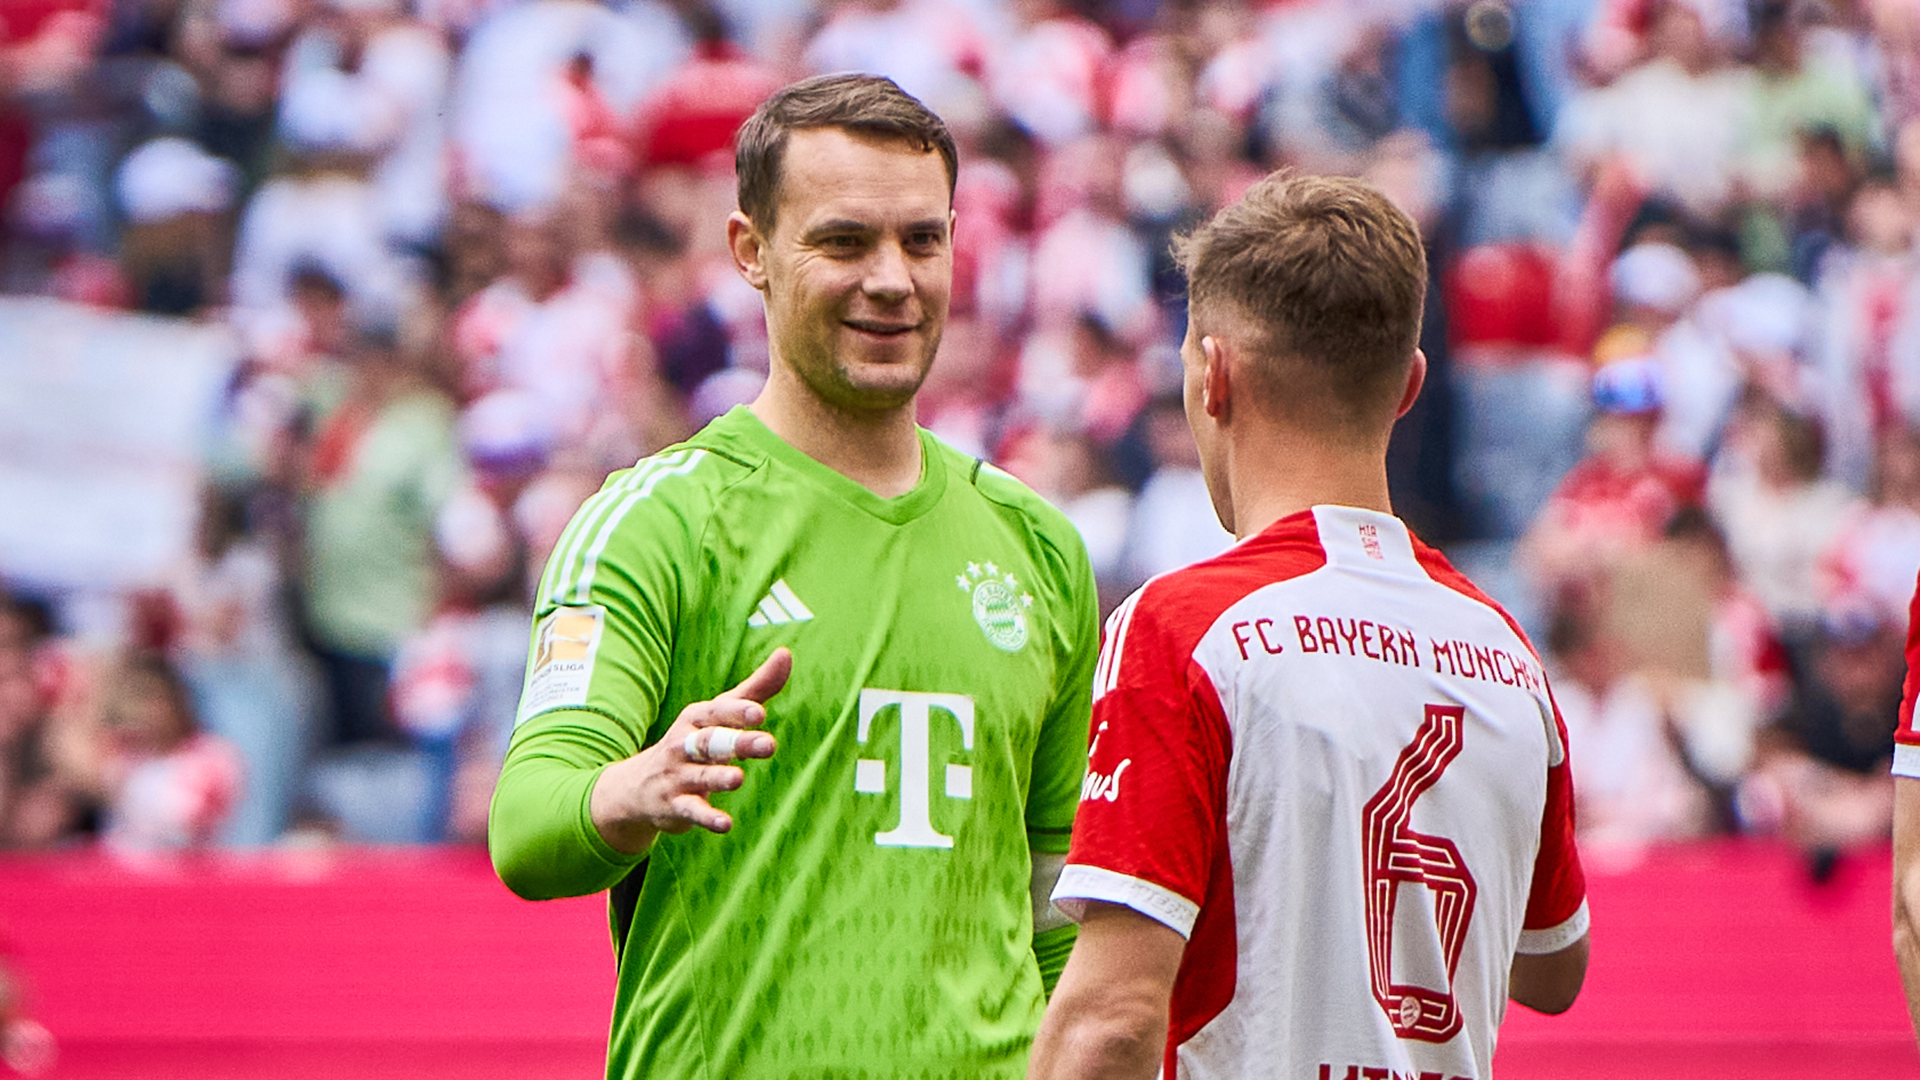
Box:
1176 173 1426 422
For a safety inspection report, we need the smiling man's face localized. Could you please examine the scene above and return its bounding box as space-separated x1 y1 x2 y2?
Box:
747 126 954 417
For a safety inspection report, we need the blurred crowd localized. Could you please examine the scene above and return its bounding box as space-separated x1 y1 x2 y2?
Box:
0 0 1915 872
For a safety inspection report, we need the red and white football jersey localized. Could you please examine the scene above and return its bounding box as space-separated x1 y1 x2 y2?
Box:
1892 567 1920 779
1054 506 1588 1080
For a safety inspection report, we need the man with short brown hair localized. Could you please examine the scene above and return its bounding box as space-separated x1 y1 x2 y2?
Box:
490 73 1098 1079
1172 173 1427 427
1027 172 1589 1080
732 73 958 236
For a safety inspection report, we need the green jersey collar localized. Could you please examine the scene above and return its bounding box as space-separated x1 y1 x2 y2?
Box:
706 405 949 525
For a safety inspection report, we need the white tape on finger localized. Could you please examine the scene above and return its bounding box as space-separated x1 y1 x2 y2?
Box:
683 728 745 764
706 728 742 763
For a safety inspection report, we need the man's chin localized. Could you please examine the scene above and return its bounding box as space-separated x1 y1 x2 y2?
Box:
826 357 934 413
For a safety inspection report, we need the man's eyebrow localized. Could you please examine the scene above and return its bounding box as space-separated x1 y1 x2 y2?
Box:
803 218 949 238
804 219 874 237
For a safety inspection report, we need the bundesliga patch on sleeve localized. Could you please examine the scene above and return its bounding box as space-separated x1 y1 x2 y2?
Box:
519 605 605 721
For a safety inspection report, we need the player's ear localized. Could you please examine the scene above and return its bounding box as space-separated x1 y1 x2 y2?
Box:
1394 348 1427 420
727 211 769 292
1201 335 1231 420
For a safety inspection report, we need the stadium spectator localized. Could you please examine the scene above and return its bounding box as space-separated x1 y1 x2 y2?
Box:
1520 357 1703 610
113 137 239 316
1556 0 1753 220
1811 174 1920 489
1748 602 1900 877
0 594 72 850
1708 393 1855 635
1822 426 1920 625
1550 601 1719 852
298 317 462 749
55 650 242 854
227 86 418 331
279 0 453 253
390 485 527 843
451 205 671 469
166 486 311 847
1445 242 1590 540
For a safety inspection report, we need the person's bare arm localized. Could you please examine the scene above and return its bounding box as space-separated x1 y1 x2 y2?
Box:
1510 931 1590 1015
1893 777 1920 1039
1027 902 1185 1080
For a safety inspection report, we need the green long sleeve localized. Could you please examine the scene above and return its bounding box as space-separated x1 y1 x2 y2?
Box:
489 707 647 900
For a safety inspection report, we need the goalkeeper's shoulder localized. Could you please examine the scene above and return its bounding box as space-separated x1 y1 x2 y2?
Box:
953 452 1095 588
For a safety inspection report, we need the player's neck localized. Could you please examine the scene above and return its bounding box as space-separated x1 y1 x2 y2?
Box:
1221 424 1393 540
750 373 923 498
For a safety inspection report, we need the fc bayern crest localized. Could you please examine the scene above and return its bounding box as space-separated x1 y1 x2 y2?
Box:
956 561 1033 653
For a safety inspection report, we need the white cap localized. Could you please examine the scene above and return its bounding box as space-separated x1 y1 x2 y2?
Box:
434 485 512 576
1703 273 1810 358
279 69 386 155
459 390 557 474
1609 242 1701 315
117 138 238 223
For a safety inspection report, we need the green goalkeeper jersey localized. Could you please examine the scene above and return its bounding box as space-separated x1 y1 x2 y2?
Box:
489 406 1099 1080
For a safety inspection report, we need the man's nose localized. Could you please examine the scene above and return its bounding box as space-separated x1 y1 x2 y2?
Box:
863 241 913 302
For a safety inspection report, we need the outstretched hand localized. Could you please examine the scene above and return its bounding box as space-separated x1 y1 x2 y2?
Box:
590 648 792 855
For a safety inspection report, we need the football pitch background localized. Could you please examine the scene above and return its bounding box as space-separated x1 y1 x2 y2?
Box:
1 841 1915 1079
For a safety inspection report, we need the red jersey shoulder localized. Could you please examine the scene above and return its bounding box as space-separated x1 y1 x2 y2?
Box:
1411 534 1544 665
1098 513 1327 696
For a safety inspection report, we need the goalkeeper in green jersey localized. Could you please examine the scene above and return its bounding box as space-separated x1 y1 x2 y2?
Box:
488 74 1100 1080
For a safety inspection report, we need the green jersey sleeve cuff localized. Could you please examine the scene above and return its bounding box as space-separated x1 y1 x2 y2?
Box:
577 763 652 871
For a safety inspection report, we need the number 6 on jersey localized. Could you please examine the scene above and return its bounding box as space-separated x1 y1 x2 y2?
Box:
1362 703 1478 1043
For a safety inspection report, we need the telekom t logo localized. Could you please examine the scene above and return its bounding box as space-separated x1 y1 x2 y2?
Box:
853 689 974 848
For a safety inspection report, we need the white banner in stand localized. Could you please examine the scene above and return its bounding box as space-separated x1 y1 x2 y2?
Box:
0 298 239 592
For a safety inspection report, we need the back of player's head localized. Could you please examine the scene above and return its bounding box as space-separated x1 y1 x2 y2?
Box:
735 73 958 236
1176 172 1426 429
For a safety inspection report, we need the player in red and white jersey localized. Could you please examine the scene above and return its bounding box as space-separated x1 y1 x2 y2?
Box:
1029 174 1590 1080
1888 570 1920 1038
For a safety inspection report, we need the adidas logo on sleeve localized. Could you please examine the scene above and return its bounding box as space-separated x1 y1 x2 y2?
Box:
748 579 814 627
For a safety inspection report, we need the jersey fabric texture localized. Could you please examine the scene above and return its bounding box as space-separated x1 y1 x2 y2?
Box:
489 406 1099 1080
1052 505 1588 1080
1893 568 1920 778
